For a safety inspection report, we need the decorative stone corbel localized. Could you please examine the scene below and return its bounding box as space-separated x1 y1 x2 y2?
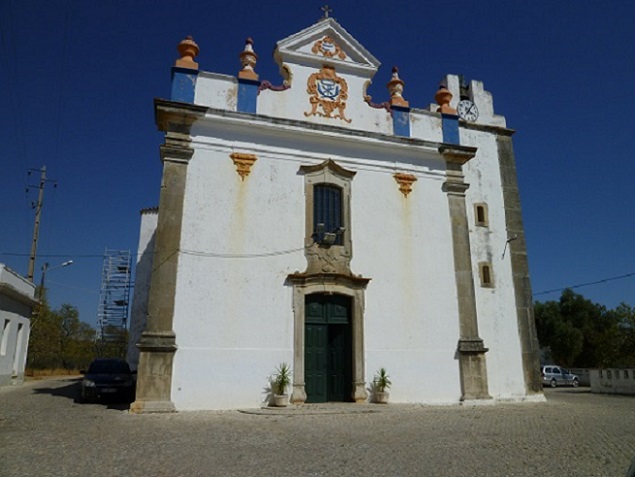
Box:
230 152 258 180
393 172 417 197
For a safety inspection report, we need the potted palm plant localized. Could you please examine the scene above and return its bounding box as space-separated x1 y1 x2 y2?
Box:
373 367 391 404
272 363 291 407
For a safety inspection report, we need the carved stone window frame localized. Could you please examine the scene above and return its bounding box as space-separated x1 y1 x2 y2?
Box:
479 262 494 288
300 160 355 268
474 203 489 227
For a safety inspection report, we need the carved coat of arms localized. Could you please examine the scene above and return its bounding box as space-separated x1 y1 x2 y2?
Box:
304 66 351 123
311 35 347 60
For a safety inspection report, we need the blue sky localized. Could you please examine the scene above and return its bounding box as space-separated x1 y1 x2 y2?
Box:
1 1 634 327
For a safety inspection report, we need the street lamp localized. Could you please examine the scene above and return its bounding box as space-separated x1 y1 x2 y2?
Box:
39 260 73 299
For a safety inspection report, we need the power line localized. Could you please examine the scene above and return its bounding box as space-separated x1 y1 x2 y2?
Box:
1 246 306 260
5 245 635 292
533 272 635 297
180 247 305 259
0 252 102 259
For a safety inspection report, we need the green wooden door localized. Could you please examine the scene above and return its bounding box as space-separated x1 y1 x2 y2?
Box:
327 323 352 402
305 294 352 403
305 323 327 402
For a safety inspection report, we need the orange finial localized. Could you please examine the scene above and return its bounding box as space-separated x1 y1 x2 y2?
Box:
238 37 259 80
175 36 199 70
387 66 408 107
435 85 456 114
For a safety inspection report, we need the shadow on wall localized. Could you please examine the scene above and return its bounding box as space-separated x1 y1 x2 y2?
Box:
127 229 157 370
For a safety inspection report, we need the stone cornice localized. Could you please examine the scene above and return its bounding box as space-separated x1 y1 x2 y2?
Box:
154 98 207 134
461 121 516 137
287 272 371 289
155 98 443 154
439 145 477 166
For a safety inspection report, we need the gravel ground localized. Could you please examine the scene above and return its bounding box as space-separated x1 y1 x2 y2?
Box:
1 378 634 476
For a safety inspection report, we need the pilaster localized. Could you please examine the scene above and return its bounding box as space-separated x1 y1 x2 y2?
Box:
497 136 543 394
130 101 201 414
441 145 491 402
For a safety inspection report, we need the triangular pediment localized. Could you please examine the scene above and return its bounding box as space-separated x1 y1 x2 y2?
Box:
274 18 380 78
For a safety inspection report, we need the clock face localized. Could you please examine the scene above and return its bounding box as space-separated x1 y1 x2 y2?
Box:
457 99 479 122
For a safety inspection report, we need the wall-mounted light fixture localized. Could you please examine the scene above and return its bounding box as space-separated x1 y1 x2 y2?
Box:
314 223 346 247
501 235 518 259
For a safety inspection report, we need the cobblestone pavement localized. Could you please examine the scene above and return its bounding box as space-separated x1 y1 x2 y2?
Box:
1 378 634 477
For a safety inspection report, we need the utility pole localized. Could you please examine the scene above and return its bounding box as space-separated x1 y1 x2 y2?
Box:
26 166 56 282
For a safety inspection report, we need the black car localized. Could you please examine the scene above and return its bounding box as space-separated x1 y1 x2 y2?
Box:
80 358 136 402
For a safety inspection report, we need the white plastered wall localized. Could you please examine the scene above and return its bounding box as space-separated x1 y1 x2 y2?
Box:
461 128 527 399
353 162 463 403
170 139 306 410
127 209 158 370
166 108 473 409
0 265 34 386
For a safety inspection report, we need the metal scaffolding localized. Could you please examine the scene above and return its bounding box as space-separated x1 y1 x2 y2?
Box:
97 249 131 357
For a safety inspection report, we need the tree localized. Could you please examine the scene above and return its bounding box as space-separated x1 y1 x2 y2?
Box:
97 325 129 359
28 299 63 369
57 304 95 370
614 303 635 367
534 300 583 367
534 289 632 368
28 300 96 371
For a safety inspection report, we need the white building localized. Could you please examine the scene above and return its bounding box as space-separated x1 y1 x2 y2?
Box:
590 369 635 395
0 264 36 386
129 17 543 412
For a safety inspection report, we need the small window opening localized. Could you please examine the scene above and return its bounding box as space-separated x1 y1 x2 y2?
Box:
0 319 10 356
479 262 494 287
483 266 491 284
477 206 485 223
474 203 488 227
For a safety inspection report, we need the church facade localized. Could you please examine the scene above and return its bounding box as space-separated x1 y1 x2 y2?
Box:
128 17 543 412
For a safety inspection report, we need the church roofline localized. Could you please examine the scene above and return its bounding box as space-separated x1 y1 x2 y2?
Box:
154 98 464 158
140 207 159 215
274 17 381 78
